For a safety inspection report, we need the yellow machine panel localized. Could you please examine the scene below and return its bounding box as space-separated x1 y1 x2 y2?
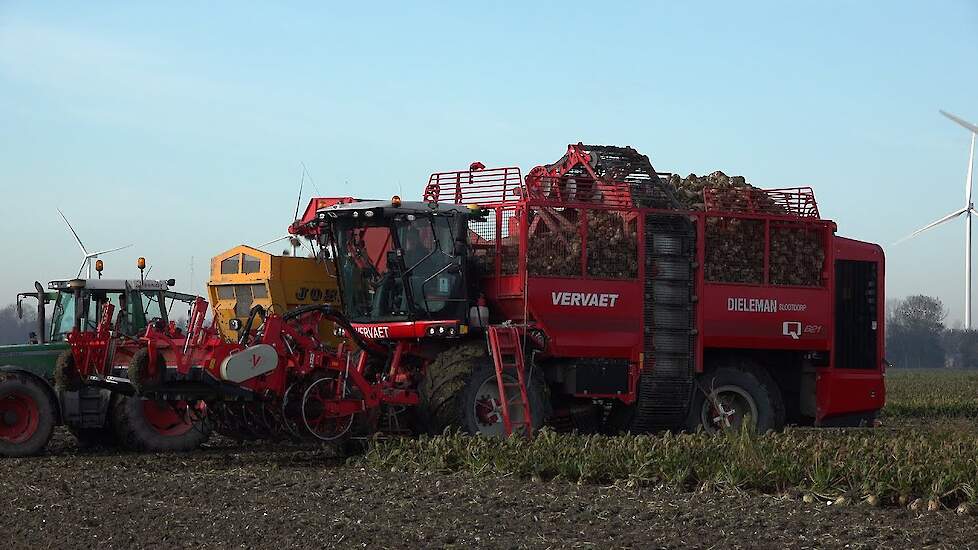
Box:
207 245 340 345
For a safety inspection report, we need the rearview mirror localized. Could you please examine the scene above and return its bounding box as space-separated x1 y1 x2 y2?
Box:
228 318 243 331
16 297 23 319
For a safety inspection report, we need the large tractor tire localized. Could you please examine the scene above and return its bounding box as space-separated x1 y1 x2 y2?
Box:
54 350 84 392
127 348 165 394
0 373 57 457
687 363 785 434
419 342 548 437
111 396 211 452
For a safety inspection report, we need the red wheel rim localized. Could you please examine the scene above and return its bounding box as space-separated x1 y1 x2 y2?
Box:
301 378 354 441
141 400 195 437
0 391 40 443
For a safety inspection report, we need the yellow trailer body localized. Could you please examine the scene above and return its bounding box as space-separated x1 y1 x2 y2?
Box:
208 245 339 345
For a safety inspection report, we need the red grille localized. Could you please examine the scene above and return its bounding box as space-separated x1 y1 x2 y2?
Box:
703 187 820 218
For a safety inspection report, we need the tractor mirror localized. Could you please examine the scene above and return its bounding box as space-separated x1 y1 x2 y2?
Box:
16 297 23 319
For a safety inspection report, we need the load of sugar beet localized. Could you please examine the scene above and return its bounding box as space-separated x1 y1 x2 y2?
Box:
667 170 824 286
522 146 822 285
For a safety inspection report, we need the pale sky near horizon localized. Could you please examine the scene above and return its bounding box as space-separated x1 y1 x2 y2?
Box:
1 1 977 323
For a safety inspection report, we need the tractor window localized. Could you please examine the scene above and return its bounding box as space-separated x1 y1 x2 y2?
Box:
50 292 76 340
141 292 165 322
242 254 261 274
234 285 254 317
221 255 240 274
395 215 464 318
216 285 235 300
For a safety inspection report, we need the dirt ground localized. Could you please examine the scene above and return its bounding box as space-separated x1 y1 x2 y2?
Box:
2 430 977 549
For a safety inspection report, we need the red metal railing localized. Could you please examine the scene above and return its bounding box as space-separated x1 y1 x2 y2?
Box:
703 187 820 218
424 166 524 206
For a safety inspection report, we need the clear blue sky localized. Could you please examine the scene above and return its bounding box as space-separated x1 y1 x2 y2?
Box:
1 1 977 323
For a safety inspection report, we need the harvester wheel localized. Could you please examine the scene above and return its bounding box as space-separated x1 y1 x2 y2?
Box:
0 373 57 457
687 363 785 434
54 350 84 392
127 348 164 394
419 342 548 437
111 395 211 452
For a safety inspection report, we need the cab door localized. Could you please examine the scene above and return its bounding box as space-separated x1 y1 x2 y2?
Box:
816 239 886 424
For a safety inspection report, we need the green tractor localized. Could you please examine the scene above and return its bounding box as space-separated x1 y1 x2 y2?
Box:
0 276 211 457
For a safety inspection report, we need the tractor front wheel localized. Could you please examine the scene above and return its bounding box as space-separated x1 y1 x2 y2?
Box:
0 373 57 457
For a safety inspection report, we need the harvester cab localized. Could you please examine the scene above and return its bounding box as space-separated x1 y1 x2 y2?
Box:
318 198 484 336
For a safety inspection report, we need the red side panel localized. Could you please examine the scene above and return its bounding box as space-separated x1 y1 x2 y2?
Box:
815 236 886 422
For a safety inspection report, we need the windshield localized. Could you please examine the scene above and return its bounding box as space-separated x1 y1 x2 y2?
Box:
50 290 127 340
333 212 468 323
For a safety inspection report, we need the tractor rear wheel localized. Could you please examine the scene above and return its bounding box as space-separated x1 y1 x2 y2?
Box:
0 373 56 457
54 350 83 392
419 342 547 436
687 364 785 434
127 348 164 394
112 396 211 452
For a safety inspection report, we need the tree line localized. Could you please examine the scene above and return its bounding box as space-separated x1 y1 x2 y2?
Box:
886 295 978 369
0 304 45 345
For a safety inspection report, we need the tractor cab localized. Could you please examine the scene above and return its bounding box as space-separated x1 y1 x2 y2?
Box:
43 278 196 341
318 198 484 336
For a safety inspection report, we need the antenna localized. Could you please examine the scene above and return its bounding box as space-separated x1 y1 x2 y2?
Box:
896 109 978 328
58 209 132 278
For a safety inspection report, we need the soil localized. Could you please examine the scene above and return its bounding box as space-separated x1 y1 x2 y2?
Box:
3 430 978 549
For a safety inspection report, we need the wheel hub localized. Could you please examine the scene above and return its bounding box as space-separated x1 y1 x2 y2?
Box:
475 395 501 426
0 392 39 443
701 385 757 433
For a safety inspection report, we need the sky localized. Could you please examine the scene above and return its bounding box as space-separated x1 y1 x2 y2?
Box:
1 1 977 323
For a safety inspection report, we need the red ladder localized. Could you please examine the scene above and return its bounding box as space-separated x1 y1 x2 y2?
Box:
487 325 533 438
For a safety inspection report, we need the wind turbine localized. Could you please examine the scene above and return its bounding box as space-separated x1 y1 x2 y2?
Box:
896 110 978 328
58 209 133 278
256 163 314 257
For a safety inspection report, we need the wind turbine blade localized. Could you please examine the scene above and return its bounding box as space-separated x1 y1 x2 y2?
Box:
58 209 88 255
941 110 978 134
258 235 292 248
90 244 133 256
77 257 88 278
894 207 968 244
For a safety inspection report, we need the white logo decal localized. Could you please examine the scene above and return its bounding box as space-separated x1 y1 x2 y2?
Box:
551 292 620 308
356 326 390 339
783 321 802 340
728 298 808 313
728 297 778 313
